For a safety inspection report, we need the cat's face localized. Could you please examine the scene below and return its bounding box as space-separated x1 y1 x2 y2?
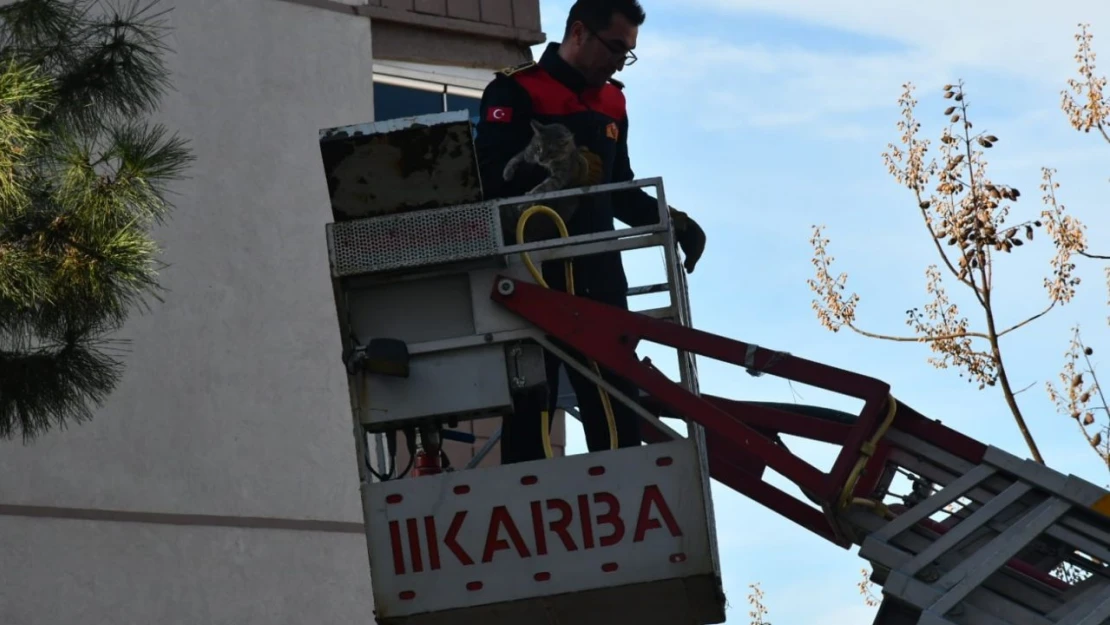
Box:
529 120 577 160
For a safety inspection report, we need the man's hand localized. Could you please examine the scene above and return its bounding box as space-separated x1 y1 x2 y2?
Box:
669 206 706 273
574 147 604 187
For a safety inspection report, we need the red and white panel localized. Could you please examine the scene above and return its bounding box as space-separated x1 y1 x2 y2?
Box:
363 438 717 624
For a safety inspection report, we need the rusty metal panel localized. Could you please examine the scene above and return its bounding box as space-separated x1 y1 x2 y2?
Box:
510 0 539 31
413 0 446 15
479 0 512 26
318 110 483 221
446 0 480 21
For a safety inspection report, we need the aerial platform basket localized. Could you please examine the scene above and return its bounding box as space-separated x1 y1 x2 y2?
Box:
318 110 726 625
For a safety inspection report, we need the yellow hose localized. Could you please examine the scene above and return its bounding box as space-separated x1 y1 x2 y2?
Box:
515 205 619 458
839 393 899 517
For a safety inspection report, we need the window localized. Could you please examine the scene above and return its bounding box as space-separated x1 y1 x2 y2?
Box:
372 73 483 129
446 91 481 126
373 81 444 121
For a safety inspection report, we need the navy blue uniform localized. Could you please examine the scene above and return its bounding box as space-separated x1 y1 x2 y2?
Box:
475 43 654 463
475 42 662 306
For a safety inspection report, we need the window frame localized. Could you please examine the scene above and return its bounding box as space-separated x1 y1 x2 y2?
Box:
372 61 486 118
371 66 486 146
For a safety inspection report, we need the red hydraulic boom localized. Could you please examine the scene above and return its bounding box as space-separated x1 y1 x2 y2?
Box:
492 275 1006 549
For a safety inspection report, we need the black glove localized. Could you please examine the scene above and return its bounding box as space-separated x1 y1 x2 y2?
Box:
669 206 706 273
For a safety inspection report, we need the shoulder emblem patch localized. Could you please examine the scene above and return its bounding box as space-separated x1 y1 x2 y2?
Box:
497 61 537 77
605 122 620 141
486 106 513 123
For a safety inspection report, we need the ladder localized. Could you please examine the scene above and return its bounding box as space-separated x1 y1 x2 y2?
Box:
850 410 1110 625
496 277 1110 625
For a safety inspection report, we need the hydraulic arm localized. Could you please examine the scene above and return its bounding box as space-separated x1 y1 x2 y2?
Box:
490 274 1110 625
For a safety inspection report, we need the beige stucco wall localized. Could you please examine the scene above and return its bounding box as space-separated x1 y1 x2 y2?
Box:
0 1 377 623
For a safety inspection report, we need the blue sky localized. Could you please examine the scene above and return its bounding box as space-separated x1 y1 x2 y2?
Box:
532 2 1110 622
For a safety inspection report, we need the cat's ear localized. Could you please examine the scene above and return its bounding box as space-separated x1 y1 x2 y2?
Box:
529 119 544 133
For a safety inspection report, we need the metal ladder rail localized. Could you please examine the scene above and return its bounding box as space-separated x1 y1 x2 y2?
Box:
878 444 1106 578
844 426 1110 625
873 429 1110 579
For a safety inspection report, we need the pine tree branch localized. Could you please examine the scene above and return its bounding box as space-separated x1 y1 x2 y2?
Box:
0 323 127 442
0 0 190 441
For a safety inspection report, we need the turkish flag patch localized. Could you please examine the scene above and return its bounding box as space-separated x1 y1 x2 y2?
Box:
486 106 513 123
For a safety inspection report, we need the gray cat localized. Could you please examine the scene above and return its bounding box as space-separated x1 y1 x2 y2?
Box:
501 120 598 242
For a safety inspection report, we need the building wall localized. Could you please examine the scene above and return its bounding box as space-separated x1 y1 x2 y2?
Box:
0 1 552 623
279 0 544 68
0 0 545 623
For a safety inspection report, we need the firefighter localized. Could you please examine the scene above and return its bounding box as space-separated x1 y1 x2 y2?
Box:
475 0 706 464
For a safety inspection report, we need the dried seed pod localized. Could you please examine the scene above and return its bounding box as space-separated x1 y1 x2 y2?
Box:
951 114 960 122
1093 432 1103 448
944 106 956 115
1084 413 1096 426
1025 225 1034 240
1085 346 1094 355
985 134 999 142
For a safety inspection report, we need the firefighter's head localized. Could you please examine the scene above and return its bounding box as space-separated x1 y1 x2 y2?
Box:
561 0 643 87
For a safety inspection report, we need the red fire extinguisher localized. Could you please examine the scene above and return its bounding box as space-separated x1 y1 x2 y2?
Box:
411 427 444 477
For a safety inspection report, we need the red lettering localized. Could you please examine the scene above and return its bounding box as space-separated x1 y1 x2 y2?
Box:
424 516 441 570
593 492 625 547
577 494 595 549
445 511 474 565
482 506 531 563
633 485 683 542
530 501 548 556
546 498 577 551
389 520 405 574
406 517 423 572
388 485 682 575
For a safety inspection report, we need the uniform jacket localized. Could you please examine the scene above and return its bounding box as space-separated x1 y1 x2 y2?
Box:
474 42 660 307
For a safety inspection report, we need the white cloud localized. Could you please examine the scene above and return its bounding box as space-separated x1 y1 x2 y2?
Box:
607 3 1110 135
682 0 1110 82
622 33 951 135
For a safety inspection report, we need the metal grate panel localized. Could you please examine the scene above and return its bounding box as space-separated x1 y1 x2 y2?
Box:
328 202 502 277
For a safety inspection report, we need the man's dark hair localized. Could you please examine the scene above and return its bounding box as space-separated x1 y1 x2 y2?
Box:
563 0 646 38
